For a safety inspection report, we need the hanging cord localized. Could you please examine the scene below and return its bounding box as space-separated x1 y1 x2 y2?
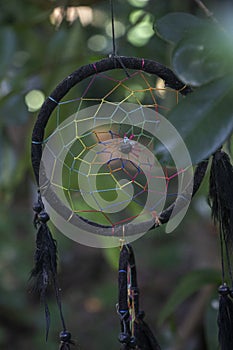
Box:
110 0 116 56
54 283 75 349
219 230 226 285
225 236 233 288
109 0 130 77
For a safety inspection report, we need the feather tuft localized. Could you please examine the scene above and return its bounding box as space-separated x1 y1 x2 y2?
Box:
218 284 233 350
209 150 233 245
209 150 233 350
30 213 58 339
134 312 161 350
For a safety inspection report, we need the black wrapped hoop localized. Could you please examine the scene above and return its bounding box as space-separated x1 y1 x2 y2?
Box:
31 55 208 237
32 56 192 184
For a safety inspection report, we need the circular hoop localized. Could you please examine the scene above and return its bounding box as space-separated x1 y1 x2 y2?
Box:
31 56 208 240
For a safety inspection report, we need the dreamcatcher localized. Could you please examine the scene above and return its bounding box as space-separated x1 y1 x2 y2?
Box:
30 1 233 349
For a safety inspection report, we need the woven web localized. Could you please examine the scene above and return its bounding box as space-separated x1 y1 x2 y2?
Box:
41 69 189 233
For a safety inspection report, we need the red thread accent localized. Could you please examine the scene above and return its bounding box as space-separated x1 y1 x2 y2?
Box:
92 63 97 72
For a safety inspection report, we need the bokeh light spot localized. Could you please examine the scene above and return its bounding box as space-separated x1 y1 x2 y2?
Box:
88 35 108 52
127 22 154 47
127 0 149 8
25 90 45 112
106 20 126 38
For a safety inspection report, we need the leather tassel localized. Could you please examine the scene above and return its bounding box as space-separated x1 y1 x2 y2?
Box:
30 199 58 340
218 284 233 350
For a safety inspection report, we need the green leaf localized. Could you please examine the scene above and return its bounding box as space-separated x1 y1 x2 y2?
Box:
167 76 233 164
1 94 28 125
0 138 17 188
154 141 174 166
172 27 233 86
158 269 220 325
103 247 120 270
155 12 204 44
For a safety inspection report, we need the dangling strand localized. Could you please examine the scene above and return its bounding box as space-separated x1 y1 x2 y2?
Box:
30 191 74 347
110 0 116 56
209 148 233 350
31 191 58 340
217 230 233 350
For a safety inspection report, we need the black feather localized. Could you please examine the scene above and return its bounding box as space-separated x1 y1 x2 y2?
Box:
30 219 58 339
134 314 161 350
209 150 233 245
218 286 233 350
31 222 57 288
59 343 71 350
209 151 233 350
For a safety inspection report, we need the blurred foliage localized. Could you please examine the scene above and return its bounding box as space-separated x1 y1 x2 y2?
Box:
155 11 233 163
158 269 220 325
0 0 232 349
